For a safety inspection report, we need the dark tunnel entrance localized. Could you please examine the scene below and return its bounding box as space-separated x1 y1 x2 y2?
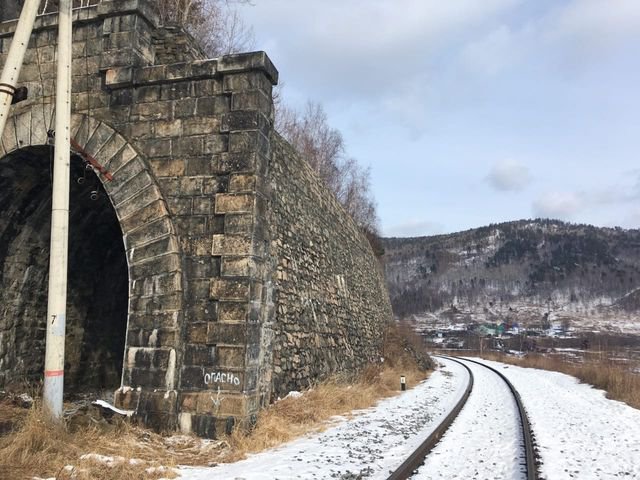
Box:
0 146 128 395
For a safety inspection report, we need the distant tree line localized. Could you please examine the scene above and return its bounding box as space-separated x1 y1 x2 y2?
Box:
383 219 640 317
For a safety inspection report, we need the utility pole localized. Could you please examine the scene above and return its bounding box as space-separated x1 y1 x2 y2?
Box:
0 0 41 137
43 0 72 419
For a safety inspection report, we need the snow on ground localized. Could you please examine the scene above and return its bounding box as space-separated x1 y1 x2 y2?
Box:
178 358 639 479
178 359 469 480
469 358 640 480
413 358 525 480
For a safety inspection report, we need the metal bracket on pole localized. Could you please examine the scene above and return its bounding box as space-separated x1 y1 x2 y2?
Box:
1 83 29 104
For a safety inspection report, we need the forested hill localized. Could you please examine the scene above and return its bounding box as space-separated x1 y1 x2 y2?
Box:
382 220 640 329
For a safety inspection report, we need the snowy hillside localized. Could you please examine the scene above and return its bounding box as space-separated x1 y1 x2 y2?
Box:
383 219 640 332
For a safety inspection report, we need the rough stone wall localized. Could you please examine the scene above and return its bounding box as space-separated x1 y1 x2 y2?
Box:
266 134 392 397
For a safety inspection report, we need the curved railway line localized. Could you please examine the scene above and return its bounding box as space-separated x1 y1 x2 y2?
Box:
389 356 539 480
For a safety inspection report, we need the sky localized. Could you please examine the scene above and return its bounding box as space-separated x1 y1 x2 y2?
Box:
236 0 640 237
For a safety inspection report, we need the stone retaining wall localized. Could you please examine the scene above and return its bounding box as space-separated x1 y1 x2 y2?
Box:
266 135 392 396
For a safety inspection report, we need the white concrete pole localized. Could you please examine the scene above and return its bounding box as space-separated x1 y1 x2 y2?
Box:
43 0 73 419
0 0 41 138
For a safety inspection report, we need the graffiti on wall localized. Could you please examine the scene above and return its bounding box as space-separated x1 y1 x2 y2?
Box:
204 371 241 387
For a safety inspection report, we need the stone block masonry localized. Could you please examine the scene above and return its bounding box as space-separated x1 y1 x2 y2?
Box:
0 0 392 437
266 135 393 396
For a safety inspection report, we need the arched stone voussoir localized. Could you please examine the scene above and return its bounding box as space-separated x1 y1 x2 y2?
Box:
5 109 182 282
1 116 18 154
71 114 101 149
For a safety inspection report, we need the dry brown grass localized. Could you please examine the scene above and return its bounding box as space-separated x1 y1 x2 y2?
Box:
0 401 180 480
227 321 431 460
227 364 427 460
479 351 640 409
0 321 432 478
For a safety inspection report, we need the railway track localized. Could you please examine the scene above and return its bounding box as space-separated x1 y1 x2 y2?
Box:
389 356 539 480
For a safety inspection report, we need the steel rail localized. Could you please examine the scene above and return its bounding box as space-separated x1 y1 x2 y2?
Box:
456 357 539 480
387 356 474 480
387 355 539 480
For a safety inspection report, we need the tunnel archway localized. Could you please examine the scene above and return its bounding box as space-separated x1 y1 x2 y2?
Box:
0 145 128 394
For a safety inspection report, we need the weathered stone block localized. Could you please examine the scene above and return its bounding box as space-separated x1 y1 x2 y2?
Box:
211 234 253 256
221 256 260 277
223 214 253 235
174 98 197 118
180 393 199 413
216 346 246 369
110 171 155 205
187 301 218 323
231 90 272 114
184 344 216 367
124 218 175 250
153 119 182 137
203 134 229 155
207 321 249 344
214 194 253 214
210 278 250 301
212 152 256 173
137 138 172 158
129 367 167 388
228 174 257 193
186 157 213 176
182 117 219 136
196 96 230 116
181 366 206 389
193 197 213 215
105 66 133 87
116 185 163 219
166 197 192 216
186 256 220 279
173 136 205 156
160 82 193 100
130 253 181 279
221 111 264 133
217 301 253 323
120 199 168 233
186 323 208 344
222 71 275 93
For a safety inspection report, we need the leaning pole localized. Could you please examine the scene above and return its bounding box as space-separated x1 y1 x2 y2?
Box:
0 0 41 136
43 0 73 419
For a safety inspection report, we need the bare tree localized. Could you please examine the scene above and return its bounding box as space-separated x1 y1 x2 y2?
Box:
156 0 254 57
278 101 380 235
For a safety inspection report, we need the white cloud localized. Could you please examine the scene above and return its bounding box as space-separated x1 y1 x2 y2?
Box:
385 219 445 238
459 25 517 76
533 172 640 226
532 191 583 219
240 0 521 101
548 0 640 45
486 160 532 192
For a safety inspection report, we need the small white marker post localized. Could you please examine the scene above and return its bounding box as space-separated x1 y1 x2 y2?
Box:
43 0 73 420
400 375 406 391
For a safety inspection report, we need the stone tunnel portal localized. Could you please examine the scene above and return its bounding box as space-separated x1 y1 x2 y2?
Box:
0 146 128 394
